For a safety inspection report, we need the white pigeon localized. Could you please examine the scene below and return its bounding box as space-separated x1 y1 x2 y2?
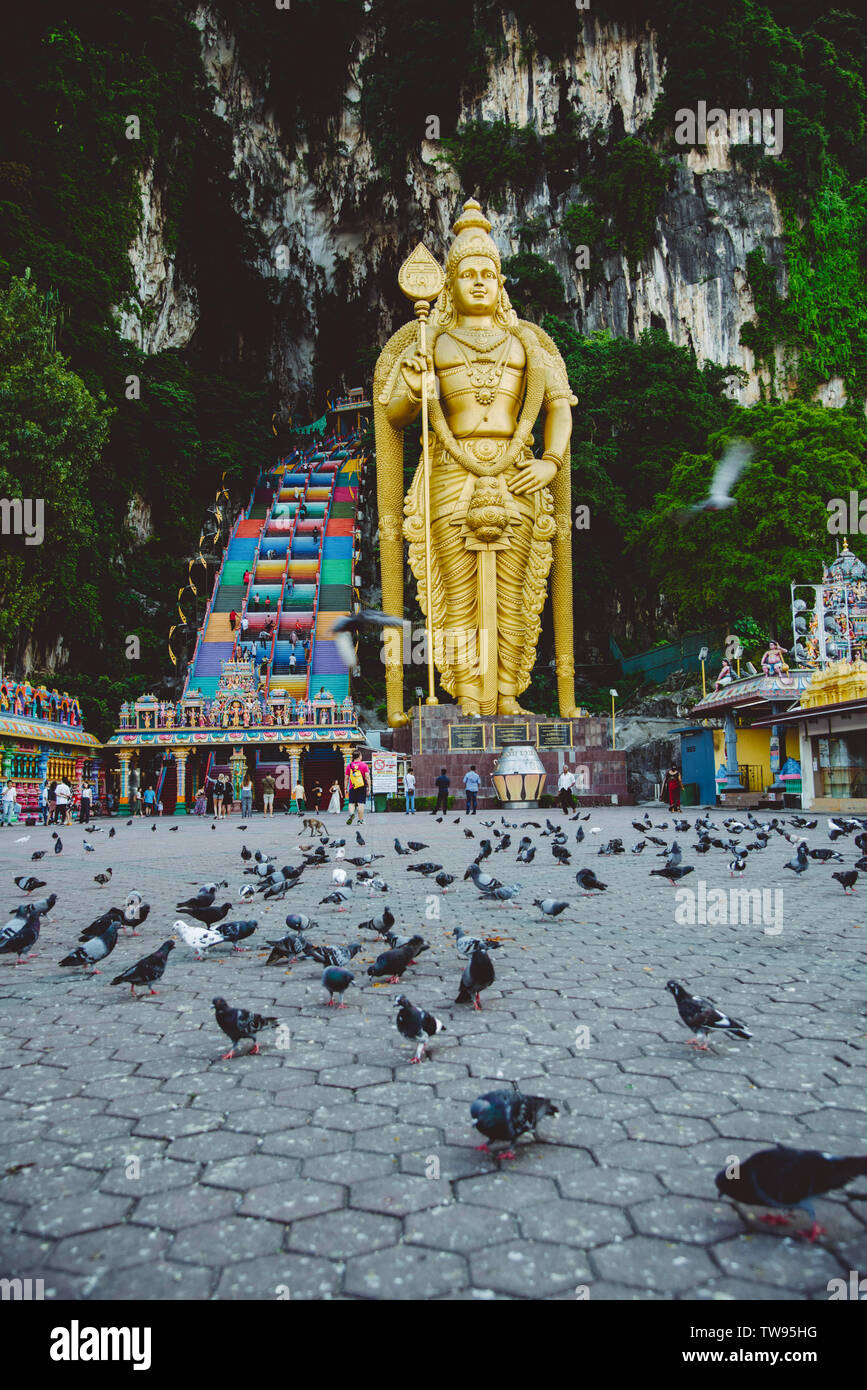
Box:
173 919 225 959
14 836 30 843
679 438 754 522
238 884 256 901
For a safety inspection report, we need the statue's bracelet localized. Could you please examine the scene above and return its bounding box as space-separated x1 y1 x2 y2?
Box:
541 452 561 467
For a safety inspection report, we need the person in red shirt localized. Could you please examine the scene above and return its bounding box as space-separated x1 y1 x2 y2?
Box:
229 610 238 632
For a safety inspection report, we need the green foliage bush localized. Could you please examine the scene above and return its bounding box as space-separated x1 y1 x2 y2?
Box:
502 253 564 320
438 120 543 211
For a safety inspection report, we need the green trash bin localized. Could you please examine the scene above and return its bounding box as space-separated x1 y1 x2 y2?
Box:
680 782 698 807
374 792 388 813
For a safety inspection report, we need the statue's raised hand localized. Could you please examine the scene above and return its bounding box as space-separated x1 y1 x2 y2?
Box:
509 455 557 496
399 351 435 401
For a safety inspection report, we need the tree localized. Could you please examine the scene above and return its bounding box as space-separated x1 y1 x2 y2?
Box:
640 400 867 635
0 274 110 664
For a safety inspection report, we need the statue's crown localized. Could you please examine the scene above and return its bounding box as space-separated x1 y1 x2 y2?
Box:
447 198 501 280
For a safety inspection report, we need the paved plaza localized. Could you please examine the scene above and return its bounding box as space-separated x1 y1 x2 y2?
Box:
1 805 865 1301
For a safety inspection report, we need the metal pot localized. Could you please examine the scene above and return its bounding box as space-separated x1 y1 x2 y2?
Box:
491 742 546 809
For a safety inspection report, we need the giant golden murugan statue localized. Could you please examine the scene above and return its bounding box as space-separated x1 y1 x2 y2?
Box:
375 199 579 726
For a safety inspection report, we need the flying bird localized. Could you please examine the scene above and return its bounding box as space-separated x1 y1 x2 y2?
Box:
678 439 754 524
330 609 403 668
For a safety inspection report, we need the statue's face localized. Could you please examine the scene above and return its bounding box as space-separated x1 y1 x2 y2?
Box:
452 255 499 315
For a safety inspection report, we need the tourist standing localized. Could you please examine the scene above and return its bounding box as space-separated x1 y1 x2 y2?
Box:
327 781 342 814
661 765 683 813
345 755 370 825
404 768 416 815
1 781 18 826
223 776 234 818
213 775 224 819
55 778 71 825
240 774 253 819
261 772 276 817
142 785 156 817
433 768 450 816
47 780 58 824
462 765 480 815
38 778 49 826
293 780 306 815
79 782 92 824
558 766 576 814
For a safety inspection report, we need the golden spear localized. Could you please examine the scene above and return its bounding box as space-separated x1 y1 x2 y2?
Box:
398 243 445 706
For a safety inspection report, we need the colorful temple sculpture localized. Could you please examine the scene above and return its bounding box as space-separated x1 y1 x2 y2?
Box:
106 435 367 812
0 679 102 816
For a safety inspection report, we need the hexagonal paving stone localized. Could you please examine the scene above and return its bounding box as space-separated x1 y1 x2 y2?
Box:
629 1196 742 1244
260 1126 354 1159
202 1155 301 1191
592 1235 718 1292
713 1231 851 1289
456 1172 560 1210
129 1185 239 1230
169 1215 282 1266
405 1203 519 1254
97 1158 198 1197
349 1173 448 1217
21 1193 133 1240
286 1208 402 1259
519 1198 632 1249
344 1245 468 1299
214 1251 342 1300
302 1149 397 1185
470 1240 588 1298
89 1262 215 1300
47 1224 170 1274
239 1180 345 1223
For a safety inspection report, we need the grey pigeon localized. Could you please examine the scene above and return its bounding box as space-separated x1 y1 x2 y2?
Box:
110 940 174 996
0 910 41 963
534 898 568 919
455 942 495 1009
212 996 277 1059
666 980 752 1050
715 1145 867 1242
470 1081 559 1157
322 966 354 1006
60 923 119 973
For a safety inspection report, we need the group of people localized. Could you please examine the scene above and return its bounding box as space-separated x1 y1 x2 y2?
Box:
1 778 97 826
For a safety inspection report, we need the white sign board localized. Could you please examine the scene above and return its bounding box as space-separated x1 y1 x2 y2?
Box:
372 751 398 793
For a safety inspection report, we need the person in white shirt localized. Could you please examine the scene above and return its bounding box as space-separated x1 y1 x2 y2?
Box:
1 782 18 826
557 767 576 814
55 779 72 825
404 769 416 814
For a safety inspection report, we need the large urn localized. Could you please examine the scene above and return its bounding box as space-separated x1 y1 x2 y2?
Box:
491 743 547 809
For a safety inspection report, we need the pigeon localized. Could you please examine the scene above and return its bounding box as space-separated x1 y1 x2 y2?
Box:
358 907 395 937
406 862 443 876
331 867 349 886
60 923 119 973
183 901 231 927
13 892 56 919
464 863 502 892
809 848 844 863
715 1145 867 1243
240 844 252 861
30 850 47 861
832 870 858 894
435 872 455 892
470 1081 559 1158
173 920 225 958
455 942 495 1009
355 831 365 846
322 966 354 1006
393 838 411 856
83 841 95 852
677 439 754 523
367 938 426 983
665 980 752 1050
78 907 125 941
728 856 747 878
238 884 256 902
452 926 502 957
177 886 220 910
265 931 311 965
169 825 179 831
631 841 646 854
575 826 584 844
53 837 63 854
516 845 536 864
122 901 150 935
649 864 694 884
480 882 520 907
214 920 257 949
575 869 607 894
110 940 174 995
0 910 41 963
14 876 46 894
93 870 113 887
827 817 850 841
319 886 353 910
598 839 625 856
784 843 810 875
330 609 403 668
394 994 446 1062
306 941 362 968
212 997 277 1059
552 843 571 865
406 841 429 852
534 898 568 919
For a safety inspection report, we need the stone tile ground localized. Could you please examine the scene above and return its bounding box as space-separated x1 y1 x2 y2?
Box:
1 806 866 1300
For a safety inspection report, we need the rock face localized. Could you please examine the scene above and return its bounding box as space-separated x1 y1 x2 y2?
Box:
120 6 822 407
114 163 199 354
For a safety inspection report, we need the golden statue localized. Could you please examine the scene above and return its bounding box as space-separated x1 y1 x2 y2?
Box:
374 199 579 725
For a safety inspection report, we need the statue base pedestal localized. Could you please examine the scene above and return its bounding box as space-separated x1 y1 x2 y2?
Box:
389 704 631 806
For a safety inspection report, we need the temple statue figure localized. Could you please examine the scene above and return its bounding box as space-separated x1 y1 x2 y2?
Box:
375 200 579 723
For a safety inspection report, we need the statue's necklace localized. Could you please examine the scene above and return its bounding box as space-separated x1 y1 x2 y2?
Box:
447 332 512 408
447 326 510 352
